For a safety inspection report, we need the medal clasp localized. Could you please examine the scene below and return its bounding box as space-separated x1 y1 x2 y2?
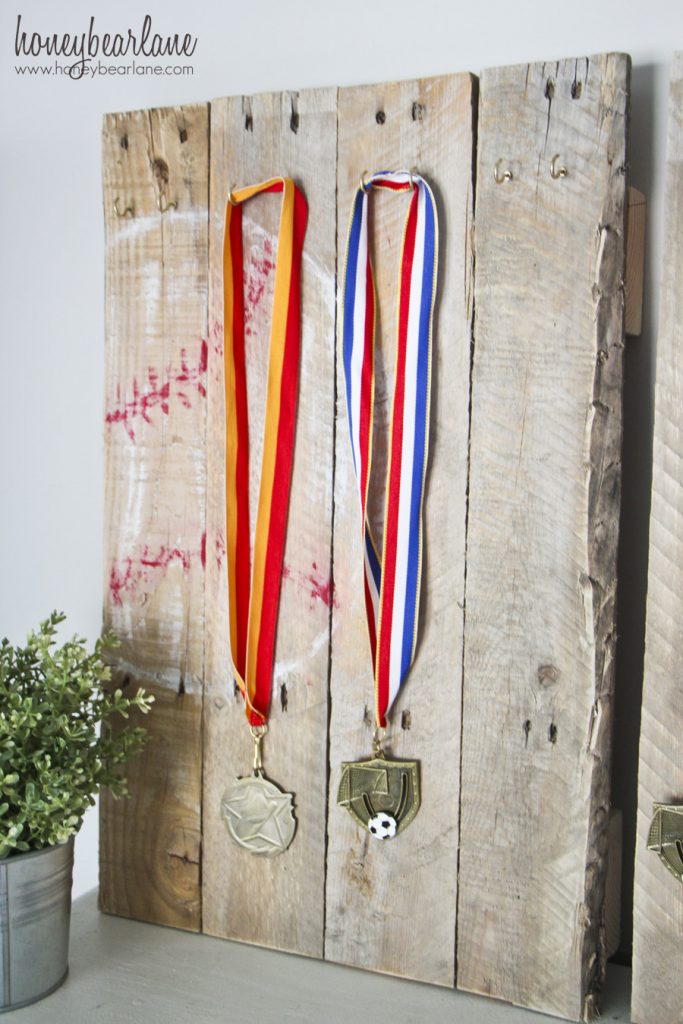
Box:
250 723 267 776
372 727 386 758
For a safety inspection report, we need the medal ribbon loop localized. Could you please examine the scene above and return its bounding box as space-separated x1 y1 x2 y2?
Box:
341 170 438 728
223 177 308 726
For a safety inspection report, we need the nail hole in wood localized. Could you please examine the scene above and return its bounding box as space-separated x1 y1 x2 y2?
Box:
179 127 188 143
411 102 425 121
152 157 169 186
178 677 186 697
548 723 558 744
523 720 532 746
571 80 582 99
120 135 129 150
401 710 412 730
363 705 373 726
375 110 386 125
234 680 241 700
280 682 288 712
245 113 253 132
290 111 299 133
545 78 555 101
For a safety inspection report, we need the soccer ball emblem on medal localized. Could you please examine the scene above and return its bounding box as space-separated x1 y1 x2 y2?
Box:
368 813 397 840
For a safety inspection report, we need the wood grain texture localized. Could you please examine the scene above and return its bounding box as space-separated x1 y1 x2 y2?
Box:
99 105 209 931
632 52 683 1024
324 74 475 985
457 55 629 1020
202 88 337 957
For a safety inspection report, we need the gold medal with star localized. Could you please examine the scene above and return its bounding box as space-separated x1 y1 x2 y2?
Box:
221 744 296 857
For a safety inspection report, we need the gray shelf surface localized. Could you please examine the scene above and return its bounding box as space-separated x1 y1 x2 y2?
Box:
3 890 632 1022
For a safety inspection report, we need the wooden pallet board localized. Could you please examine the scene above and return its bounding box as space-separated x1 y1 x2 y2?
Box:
457 55 629 1021
631 52 683 1024
201 87 337 957
324 73 475 986
99 104 210 931
98 59 630 1016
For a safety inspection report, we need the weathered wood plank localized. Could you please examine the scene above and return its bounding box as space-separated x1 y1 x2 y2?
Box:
99 105 209 931
202 88 337 957
457 55 629 1020
632 51 683 1024
324 74 475 985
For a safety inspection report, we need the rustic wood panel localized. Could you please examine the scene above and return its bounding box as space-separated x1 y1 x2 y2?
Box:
632 52 683 1024
457 55 629 1020
202 88 337 957
324 74 475 985
99 105 209 931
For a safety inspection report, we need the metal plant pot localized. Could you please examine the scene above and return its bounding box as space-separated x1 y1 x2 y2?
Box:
0 837 73 1012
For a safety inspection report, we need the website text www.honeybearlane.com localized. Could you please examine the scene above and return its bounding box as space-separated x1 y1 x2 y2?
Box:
15 61 194 78
13 13 197 80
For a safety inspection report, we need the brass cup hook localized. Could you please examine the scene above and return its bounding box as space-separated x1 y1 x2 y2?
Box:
113 197 134 218
550 154 568 179
157 193 178 213
493 160 513 185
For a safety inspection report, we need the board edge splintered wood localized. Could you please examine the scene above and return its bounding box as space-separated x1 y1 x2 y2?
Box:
201 86 337 958
631 51 683 1024
457 53 629 1021
324 72 475 987
98 103 209 932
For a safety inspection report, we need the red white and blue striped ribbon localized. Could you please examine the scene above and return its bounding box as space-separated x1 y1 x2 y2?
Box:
341 170 439 728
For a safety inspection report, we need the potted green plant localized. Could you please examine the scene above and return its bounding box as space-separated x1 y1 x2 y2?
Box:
0 612 153 1012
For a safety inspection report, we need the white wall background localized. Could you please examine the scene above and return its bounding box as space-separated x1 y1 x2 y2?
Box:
1 0 680 956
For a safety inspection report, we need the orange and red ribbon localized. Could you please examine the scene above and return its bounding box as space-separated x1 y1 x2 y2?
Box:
223 177 308 726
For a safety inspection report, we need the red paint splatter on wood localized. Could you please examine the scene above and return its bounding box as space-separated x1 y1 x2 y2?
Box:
108 536 205 607
210 320 224 357
281 560 338 609
109 558 134 607
139 544 191 572
244 241 275 338
215 531 227 572
304 564 338 609
105 339 208 441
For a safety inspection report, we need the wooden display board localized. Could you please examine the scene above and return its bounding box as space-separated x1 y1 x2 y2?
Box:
202 87 337 957
325 72 474 986
631 52 683 1024
99 104 209 931
100 54 629 1022
458 54 629 1021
